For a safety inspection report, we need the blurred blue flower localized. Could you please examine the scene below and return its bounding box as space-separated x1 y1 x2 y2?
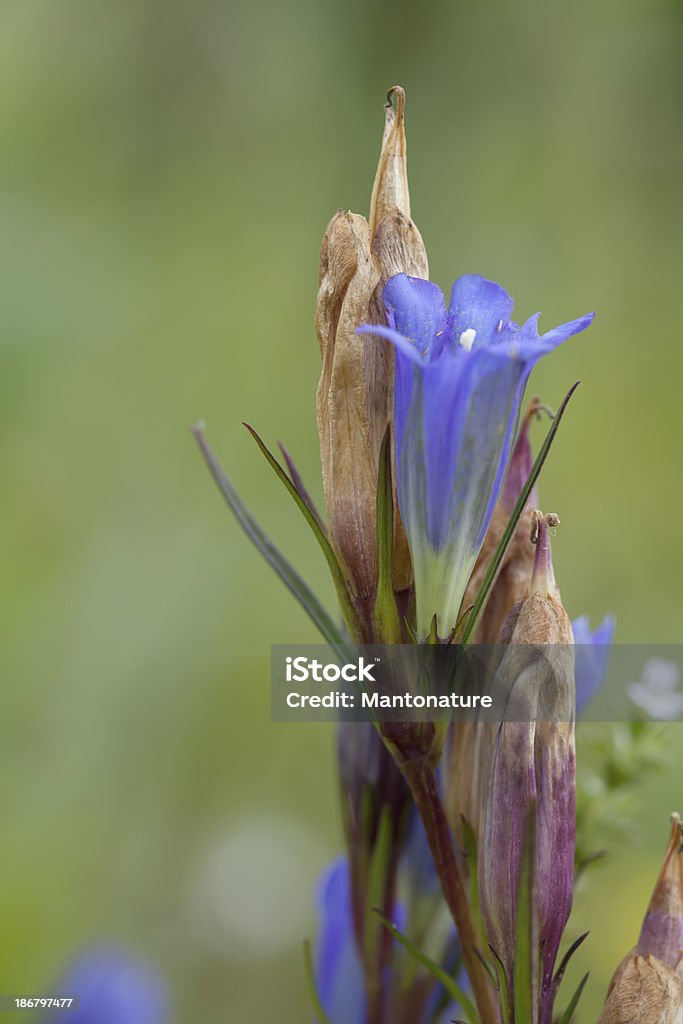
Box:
360 273 593 637
316 823 461 1024
573 614 615 713
46 948 168 1024
314 858 366 1024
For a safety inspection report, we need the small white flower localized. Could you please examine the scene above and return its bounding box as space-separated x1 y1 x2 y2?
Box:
628 657 683 720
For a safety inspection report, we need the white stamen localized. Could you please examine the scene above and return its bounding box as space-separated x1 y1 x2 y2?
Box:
459 328 476 351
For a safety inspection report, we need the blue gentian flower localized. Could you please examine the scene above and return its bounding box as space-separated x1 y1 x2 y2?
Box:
315 806 464 1024
359 273 593 637
46 948 168 1024
315 851 458 1024
573 614 615 713
314 858 366 1024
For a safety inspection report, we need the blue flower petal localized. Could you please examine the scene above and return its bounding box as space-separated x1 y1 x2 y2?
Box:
357 323 425 366
540 311 595 349
315 858 365 1024
384 275 451 360
399 347 529 633
499 311 594 360
573 614 616 713
448 274 514 345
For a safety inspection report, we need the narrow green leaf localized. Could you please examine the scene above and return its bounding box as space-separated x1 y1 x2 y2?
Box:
472 946 497 988
459 382 580 645
303 938 332 1024
278 442 327 533
192 424 350 661
513 807 538 1024
488 946 512 1024
558 972 589 1024
553 932 589 990
425 948 465 1024
244 423 363 642
364 807 393 964
404 618 418 643
374 912 479 1024
373 428 402 643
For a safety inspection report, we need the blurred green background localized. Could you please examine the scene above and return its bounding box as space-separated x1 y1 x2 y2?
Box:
1 0 682 1019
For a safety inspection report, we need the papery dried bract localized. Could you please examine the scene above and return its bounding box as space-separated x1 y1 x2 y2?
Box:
316 88 426 603
369 87 413 239
316 211 385 601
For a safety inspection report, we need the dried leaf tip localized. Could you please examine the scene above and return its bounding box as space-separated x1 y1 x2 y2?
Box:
530 511 561 598
369 85 411 236
315 87 427 604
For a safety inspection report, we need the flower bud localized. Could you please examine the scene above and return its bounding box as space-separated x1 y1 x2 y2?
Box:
597 955 683 1024
599 816 683 1023
316 88 427 602
637 813 683 969
446 415 545 857
477 513 575 1023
